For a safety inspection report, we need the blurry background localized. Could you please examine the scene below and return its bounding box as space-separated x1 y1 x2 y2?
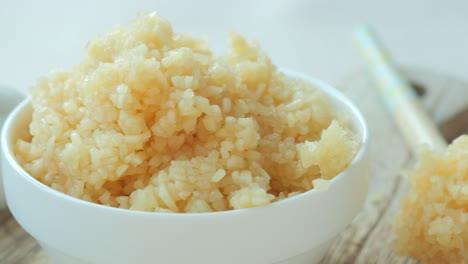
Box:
1 0 467 92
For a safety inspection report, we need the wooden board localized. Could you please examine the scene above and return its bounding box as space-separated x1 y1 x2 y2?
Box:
1 67 467 264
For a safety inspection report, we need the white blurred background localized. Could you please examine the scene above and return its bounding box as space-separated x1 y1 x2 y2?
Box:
1 0 467 92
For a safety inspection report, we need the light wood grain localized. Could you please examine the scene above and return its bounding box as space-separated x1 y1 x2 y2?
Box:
0 210 49 264
0 68 467 264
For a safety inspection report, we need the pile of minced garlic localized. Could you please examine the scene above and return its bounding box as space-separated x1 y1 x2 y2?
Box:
393 135 468 263
15 13 359 213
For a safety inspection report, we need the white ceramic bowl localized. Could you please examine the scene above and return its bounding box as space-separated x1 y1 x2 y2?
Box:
1 71 368 264
0 87 24 210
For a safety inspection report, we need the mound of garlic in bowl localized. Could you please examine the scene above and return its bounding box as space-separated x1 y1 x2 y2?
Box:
1 13 368 264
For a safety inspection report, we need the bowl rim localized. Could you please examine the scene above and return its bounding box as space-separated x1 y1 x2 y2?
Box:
1 69 368 217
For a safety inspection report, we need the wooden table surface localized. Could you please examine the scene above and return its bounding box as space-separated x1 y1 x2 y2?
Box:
1 68 467 264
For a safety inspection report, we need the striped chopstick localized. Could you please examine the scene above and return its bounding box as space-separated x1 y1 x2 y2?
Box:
352 25 447 155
